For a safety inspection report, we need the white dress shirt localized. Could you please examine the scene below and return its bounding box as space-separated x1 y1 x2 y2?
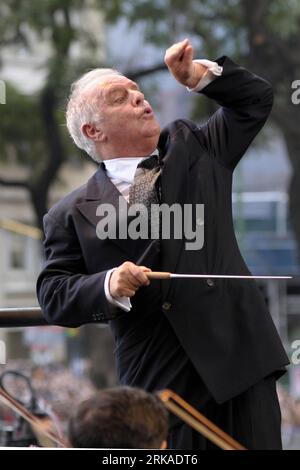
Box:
103 59 223 312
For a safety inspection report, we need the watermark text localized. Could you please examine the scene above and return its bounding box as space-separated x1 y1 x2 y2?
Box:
0 340 6 364
291 339 300 365
95 198 204 251
0 80 6 104
291 80 300 105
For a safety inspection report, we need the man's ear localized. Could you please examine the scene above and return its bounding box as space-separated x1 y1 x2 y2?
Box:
81 123 106 142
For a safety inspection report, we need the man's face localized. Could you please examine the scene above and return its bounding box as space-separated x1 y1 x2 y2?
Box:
96 75 161 157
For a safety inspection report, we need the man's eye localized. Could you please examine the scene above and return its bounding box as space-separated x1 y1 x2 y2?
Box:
114 96 125 103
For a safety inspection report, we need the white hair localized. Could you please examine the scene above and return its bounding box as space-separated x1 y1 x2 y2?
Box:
66 68 122 162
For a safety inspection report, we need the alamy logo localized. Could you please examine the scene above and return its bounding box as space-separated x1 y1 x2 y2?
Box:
0 80 6 104
0 340 6 364
95 197 205 251
291 80 300 105
291 340 300 365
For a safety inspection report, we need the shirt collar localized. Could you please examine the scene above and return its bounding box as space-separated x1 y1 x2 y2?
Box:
103 157 144 184
102 151 157 184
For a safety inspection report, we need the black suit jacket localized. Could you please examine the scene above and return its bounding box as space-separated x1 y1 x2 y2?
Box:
37 57 289 403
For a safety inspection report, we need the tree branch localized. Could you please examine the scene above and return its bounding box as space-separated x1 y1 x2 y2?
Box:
0 177 28 189
125 62 167 80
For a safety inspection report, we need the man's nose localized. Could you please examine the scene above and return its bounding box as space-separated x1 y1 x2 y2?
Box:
131 90 144 106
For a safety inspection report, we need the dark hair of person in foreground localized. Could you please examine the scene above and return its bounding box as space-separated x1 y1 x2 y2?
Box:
68 386 169 449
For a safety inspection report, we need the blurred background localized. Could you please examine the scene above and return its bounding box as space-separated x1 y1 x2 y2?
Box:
0 0 299 449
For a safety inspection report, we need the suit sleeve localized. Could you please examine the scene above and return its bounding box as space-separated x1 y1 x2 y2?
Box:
36 212 121 327
195 56 274 170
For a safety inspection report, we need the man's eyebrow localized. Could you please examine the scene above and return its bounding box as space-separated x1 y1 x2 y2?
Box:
106 82 140 95
129 82 140 90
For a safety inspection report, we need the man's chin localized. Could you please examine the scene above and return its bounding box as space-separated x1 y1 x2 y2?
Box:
144 120 161 137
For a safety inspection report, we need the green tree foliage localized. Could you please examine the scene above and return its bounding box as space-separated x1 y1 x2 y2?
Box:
0 0 106 229
0 84 43 165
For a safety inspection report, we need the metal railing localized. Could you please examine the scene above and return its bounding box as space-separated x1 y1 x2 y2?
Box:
0 307 47 327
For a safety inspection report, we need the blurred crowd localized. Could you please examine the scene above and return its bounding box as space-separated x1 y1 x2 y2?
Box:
277 384 300 449
1 361 300 448
0 360 95 432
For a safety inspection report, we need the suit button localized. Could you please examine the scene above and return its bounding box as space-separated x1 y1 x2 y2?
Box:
162 302 172 311
206 279 215 287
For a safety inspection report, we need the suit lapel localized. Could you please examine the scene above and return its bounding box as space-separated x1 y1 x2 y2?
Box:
159 126 189 300
76 165 144 259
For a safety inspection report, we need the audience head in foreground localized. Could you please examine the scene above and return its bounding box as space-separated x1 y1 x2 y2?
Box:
68 386 168 449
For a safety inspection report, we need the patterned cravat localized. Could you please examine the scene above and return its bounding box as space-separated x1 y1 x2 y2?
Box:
129 154 161 207
129 154 161 238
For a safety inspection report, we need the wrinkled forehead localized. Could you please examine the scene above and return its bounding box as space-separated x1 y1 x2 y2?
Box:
98 75 138 94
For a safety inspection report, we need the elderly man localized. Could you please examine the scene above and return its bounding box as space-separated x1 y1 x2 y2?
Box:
37 39 289 449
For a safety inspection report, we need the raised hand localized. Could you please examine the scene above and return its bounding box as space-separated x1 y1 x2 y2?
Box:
164 39 207 89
